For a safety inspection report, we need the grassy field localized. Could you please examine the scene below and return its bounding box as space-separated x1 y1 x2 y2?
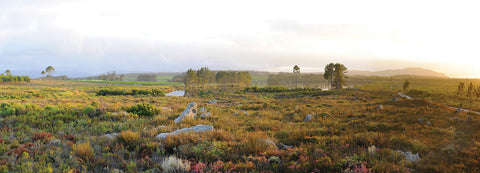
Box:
72 80 183 86
0 78 479 172
124 76 173 82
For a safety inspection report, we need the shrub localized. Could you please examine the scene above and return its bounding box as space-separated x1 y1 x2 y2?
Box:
83 105 98 117
126 103 159 117
161 155 191 173
73 142 94 163
32 132 52 142
116 130 141 150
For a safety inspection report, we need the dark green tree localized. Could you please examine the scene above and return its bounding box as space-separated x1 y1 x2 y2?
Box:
333 63 347 89
323 63 335 90
46 66 55 77
293 65 300 88
403 80 410 91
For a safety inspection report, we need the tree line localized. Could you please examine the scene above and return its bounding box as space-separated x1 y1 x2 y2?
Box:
457 82 480 106
97 71 125 81
184 67 251 88
0 70 31 83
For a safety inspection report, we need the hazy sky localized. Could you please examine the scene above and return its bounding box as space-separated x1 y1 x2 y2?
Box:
1 0 479 77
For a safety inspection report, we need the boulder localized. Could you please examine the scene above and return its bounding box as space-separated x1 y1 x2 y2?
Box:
376 104 384 110
102 133 118 139
304 114 313 122
396 150 421 162
156 125 214 140
257 138 276 148
418 118 424 124
426 121 431 125
174 102 198 123
278 143 293 150
199 107 208 114
449 117 460 121
49 139 61 145
199 112 212 118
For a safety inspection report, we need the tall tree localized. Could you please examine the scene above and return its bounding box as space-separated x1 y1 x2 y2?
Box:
333 63 347 89
323 63 335 90
458 82 465 96
403 80 410 91
184 69 197 88
293 65 300 88
45 66 55 77
4 69 11 76
41 71 46 78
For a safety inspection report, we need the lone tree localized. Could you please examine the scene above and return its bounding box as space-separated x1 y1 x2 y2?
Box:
45 66 55 77
323 63 335 90
293 65 300 88
403 80 410 91
4 69 11 76
333 63 347 89
41 71 46 78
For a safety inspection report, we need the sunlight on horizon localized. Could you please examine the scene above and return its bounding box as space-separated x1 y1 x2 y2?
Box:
1 0 480 78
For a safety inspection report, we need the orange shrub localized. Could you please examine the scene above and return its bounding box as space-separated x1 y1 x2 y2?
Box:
73 142 94 163
117 130 141 150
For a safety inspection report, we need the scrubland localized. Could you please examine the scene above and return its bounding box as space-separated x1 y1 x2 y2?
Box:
0 78 479 172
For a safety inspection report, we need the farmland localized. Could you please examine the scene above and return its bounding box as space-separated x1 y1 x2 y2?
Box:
0 77 479 172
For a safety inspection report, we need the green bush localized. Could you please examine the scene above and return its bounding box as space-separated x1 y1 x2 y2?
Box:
96 88 165 96
126 103 159 117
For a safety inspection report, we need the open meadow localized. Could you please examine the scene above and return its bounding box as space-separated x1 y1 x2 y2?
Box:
0 78 480 172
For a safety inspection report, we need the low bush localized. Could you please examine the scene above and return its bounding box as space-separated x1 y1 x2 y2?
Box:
126 103 159 117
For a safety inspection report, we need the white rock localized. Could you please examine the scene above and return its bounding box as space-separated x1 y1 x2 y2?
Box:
174 102 197 123
304 114 313 122
156 125 214 140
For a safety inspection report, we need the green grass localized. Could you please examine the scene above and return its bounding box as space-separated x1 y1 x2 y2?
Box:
124 76 173 82
251 75 269 86
72 80 182 86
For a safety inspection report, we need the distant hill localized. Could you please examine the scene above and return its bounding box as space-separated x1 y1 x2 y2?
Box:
348 67 448 78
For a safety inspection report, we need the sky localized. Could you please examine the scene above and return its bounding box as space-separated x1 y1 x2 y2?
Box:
1 0 480 78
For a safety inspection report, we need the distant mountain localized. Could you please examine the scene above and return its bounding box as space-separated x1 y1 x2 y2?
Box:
348 67 448 78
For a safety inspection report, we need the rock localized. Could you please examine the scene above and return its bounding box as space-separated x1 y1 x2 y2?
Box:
396 150 421 162
199 112 212 118
49 139 61 145
376 104 384 110
208 99 217 103
155 125 167 130
449 117 460 121
426 121 431 125
238 110 249 115
199 107 207 114
155 125 214 140
102 133 118 139
278 143 293 150
392 97 400 102
457 108 462 112
174 102 198 123
367 145 376 156
418 118 424 124
304 114 313 122
259 139 277 148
